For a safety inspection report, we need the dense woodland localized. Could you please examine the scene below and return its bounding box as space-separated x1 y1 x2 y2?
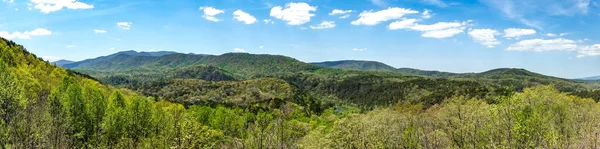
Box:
2 37 600 148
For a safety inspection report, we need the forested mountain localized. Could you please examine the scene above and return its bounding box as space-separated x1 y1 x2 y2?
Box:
59 50 179 68
578 75 600 81
311 60 397 71
51 60 75 66
4 37 600 148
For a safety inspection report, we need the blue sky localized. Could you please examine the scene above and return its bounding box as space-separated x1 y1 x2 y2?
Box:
1 0 599 78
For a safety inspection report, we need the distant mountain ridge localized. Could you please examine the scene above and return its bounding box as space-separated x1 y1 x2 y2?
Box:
311 60 397 71
59 51 593 93
51 59 75 66
578 76 600 81
58 50 181 68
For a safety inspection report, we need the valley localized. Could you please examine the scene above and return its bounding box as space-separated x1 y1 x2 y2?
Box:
2 37 600 148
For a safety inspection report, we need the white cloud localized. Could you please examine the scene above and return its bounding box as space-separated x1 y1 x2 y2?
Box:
503 28 536 38
387 19 417 30
559 33 571 36
420 28 464 38
109 47 115 50
578 44 600 57
422 0 447 7
263 19 274 24
422 9 432 19
507 38 578 52
116 22 132 30
329 9 352 15
468 29 501 48
0 28 52 39
309 21 335 29
199 6 224 22
93 29 106 33
259 46 264 49
233 10 257 24
351 7 419 26
546 33 557 37
233 48 247 52
353 48 367 51
66 45 75 48
329 9 353 18
2 0 14 3
270 2 317 25
41 56 60 61
31 0 94 13
388 20 470 38
409 21 470 38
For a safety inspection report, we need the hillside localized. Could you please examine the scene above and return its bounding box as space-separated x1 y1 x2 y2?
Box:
578 76 600 81
313 60 588 92
5 37 600 148
311 60 397 71
60 50 179 68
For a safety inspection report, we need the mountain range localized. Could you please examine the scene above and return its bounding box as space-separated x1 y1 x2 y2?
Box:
578 76 600 81
50 50 595 94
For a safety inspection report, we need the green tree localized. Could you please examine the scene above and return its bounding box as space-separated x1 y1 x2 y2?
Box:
102 90 128 147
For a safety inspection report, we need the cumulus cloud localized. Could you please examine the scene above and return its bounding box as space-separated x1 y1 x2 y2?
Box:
503 28 536 38
233 48 247 52
351 7 419 26
93 29 106 33
329 9 352 15
233 10 257 24
546 33 557 37
422 9 432 19
263 19 274 24
0 28 52 39
468 29 501 48
199 6 224 22
412 21 470 38
353 48 367 51
388 19 470 38
387 19 417 30
270 2 317 25
329 9 352 18
309 21 335 29
507 38 578 52
31 0 94 13
578 44 600 57
116 22 132 30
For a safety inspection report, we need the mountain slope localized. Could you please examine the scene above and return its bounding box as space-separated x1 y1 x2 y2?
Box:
68 52 324 79
311 60 397 71
60 50 179 68
578 76 600 81
52 59 75 66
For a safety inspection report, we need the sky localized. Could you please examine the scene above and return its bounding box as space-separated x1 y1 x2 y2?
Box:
0 0 599 78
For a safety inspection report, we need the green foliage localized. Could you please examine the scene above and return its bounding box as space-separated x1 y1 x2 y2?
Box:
4 37 600 148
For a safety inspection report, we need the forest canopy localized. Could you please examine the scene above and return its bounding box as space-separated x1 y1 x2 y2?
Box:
2 37 600 148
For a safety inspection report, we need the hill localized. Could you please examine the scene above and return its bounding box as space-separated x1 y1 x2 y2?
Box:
311 60 397 71
51 59 75 66
59 50 179 68
65 52 324 79
578 76 600 81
